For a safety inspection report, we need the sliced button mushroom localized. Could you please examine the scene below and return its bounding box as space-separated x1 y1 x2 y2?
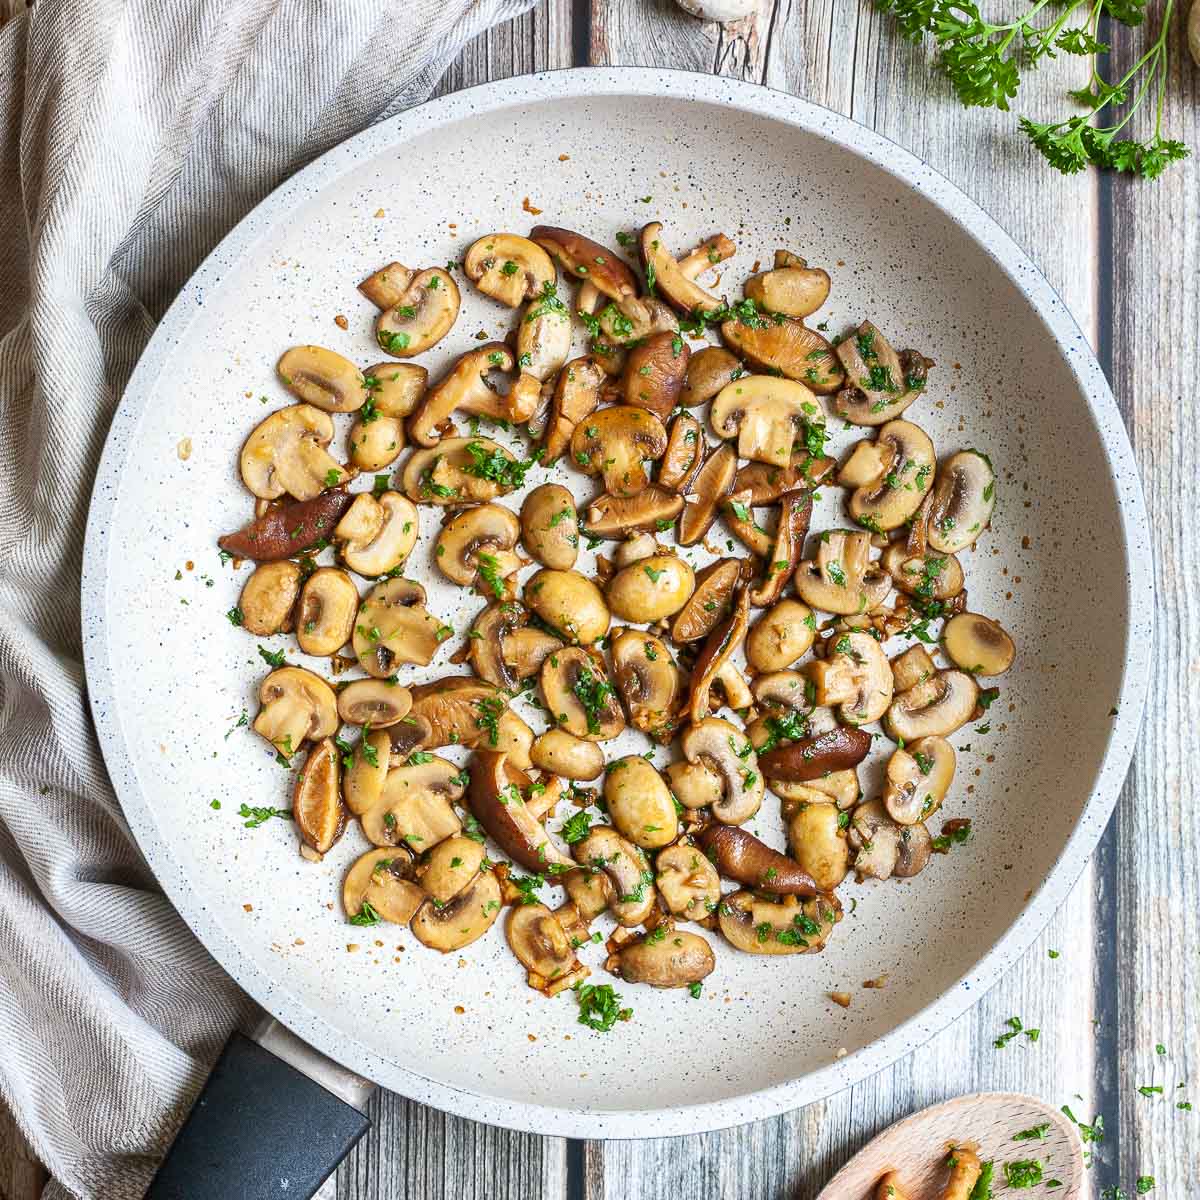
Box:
880 544 965 603
361 754 466 850
293 738 346 858
718 890 841 955
506 903 589 995
342 847 423 926
415 835 486 904
832 321 919 425
758 725 873 782
721 314 843 392
843 420 936 532
786 801 850 892
373 266 460 358
942 612 1015 676
467 749 574 871
884 735 956 824
710 375 819 466
411 871 502 953
746 597 816 672
890 643 937 693
658 412 705 494
337 679 412 728
218 490 354 562
681 346 743 408
849 798 932 881
606 553 694 623
805 630 893 724
604 756 679 849
679 442 737 546
502 625 564 681
342 728 392 816
672 557 744 643
277 345 369 413
408 677 533 767
794 529 891 616
927 450 996 553
542 356 606 463
664 760 724 811
610 627 682 742
407 345 517 448
336 492 419 578
403 437 520 506
614 929 715 989
521 483 579 570
613 532 659 568
687 586 750 724
894 821 933 878
618 330 690 422
735 454 835 503
681 717 764 825
743 251 831 319
240 405 347 501
464 233 556 307
530 227 637 301
517 291 572 383
572 825 655 927
468 603 542 690
296 567 359 657
699 825 819 895
540 646 625 741
722 489 773 558
253 667 337 759
584 487 683 539
358 261 414 309
435 503 522 594
639 221 720 314
530 729 605 781
352 577 445 676
524 568 610 644
238 561 301 635
348 363 427 471
655 842 721 920
570 405 668 497
884 669 979 741
749 488 812 608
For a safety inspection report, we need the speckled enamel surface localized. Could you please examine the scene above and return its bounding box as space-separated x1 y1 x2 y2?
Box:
81 70 1152 1138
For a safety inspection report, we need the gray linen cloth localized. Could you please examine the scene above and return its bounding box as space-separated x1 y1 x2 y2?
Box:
0 2 537 1196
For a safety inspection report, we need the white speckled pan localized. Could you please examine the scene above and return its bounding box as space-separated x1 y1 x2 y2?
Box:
82 69 1152 1138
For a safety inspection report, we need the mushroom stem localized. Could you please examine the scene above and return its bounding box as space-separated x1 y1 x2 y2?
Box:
698 825 819 896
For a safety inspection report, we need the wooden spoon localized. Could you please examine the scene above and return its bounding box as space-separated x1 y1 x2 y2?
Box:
816 1093 1084 1199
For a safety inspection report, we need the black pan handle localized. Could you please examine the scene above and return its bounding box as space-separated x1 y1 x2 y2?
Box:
146 1024 373 1199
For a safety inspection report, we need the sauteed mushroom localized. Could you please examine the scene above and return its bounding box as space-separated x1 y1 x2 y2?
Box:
411 872 503 952
335 491 419 577
277 345 368 413
681 346 743 408
468 749 573 871
681 717 763 825
699 825 819 895
885 670 979 741
927 450 996 553
746 598 816 672
464 233 556 306
841 420 936 532
435 503 522 593
348 363 427 471
524 568 610 644
639 221 721 314
296 567 358 657
606 553 694 623
541 646 625 741
619 330 690 422
409 677 533 767
530 728 605 780
352 578 445 676
240 405 347 502
786 801 850 893
610 628 681 742
293 737 346 858
604 755 679 849
342 847 422 926
679 442 737 546
238 561 301 635
543 356 606 462
718 890 841 955
585 487 684 538
655 842 721 921
571 405 668 497
408 345 520 447
506 902 589 995
572 825 655 927
613 929 715 990
337 679 412 728
253 667 337 759
942 612 1015 675
671 558 743 643
743 251 830 319
710 375 820 466
530 227 637 301
805 630 894 724
371 264 460 358
721 314 843 391
658 412 705 493
521 483 579 570
794 530 891 616
883 735 956 824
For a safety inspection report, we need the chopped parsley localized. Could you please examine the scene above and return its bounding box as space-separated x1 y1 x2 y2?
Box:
238 803 292 829
572 667 615 736
573 981 632 1032
348 900 381 927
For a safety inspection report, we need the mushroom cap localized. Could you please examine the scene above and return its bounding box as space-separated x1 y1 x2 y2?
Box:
435 502 521 588
240 404 346 502
744 258 831 320
375 267 460 358
277 345 369 413
639 221 720 315
709 375 819 466
845 420 937 531
572 825 655 927
407 345 516 448
786 801 850 893
681 345 743 408
524 568 610 645
530 728 605 781
884 669 979 741
720 315 844 392
606 553 695 623
501 625 564 682
698 824 819 895
717 890 842 955
506 902 581 979
342 847 423 927
848 798 910 881
408 676 533 767
253 666 338 757
570 405 668 497
543 356 605 463
831 320 917 425
672 557 743 643
618 330 691 422
604 755 679 849
794 529 891 616
883 735 956 824
293 737 346 857
336 679 413 728
805 629 894 724
654 841 721 920
520 483 579 570
296 567 359 658
468 602 531 690
337 491 419 578
584 486 684 539
529 226 636 301
880 544 965 601
361 754 466 849
889 643 937 693
927 450 996 553
416 835 487 904
664 760 724 810
402 437 521 506
540 646 625 741
467 749 574 871
410 870 502 952
517 294 572 383
942 612 1015 676
238 561 302 636
678 442 737 546
615 929 716 989
894 821 934 878
746 597 816 672
610 627 681 741
342 728 392 816
352 577 445 677
658 412 705 494
358 261 415 310
463 233 556 307
681 716 764 825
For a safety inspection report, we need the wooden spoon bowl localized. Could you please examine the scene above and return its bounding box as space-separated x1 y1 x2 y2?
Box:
816 1093 1085 1199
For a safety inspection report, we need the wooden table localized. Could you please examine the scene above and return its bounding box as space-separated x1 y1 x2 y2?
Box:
329 4 1199 1199
0 2 1193 1198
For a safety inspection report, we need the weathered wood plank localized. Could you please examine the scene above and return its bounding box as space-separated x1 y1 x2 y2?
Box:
1108 4 1200 1194
333 5 575 1197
